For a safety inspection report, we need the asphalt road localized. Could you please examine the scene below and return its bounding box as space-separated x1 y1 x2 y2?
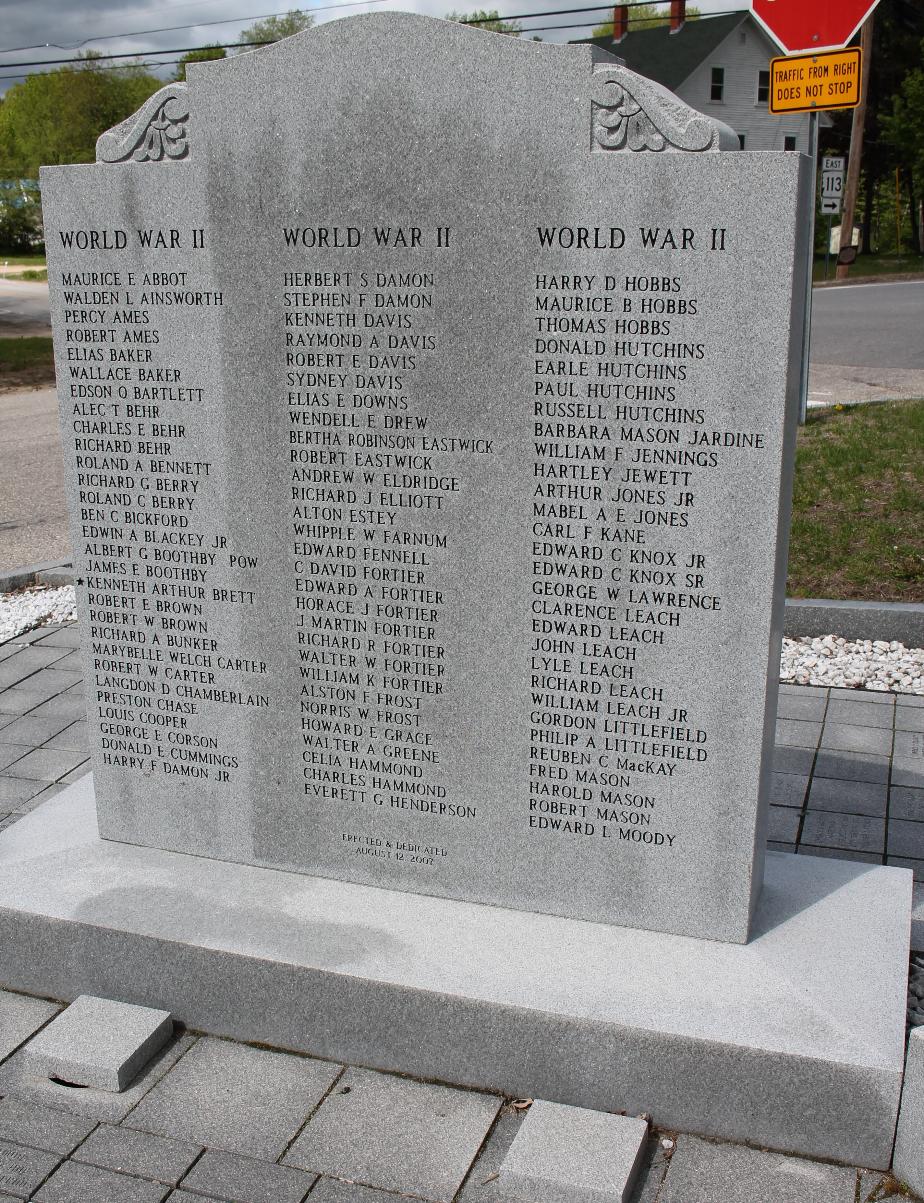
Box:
0 278 52 337
810 280 924 370
0 387 69 576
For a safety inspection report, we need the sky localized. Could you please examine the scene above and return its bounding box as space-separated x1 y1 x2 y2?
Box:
0 0 748 96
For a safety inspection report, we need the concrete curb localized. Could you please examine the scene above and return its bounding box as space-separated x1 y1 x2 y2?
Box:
784 598 924 648
2 566 922 649
814 271 924 289
0 559 73 594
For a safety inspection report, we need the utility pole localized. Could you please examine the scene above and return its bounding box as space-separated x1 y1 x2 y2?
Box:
836 14 875 280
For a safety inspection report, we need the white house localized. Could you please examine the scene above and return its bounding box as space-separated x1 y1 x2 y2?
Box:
575 1 830 152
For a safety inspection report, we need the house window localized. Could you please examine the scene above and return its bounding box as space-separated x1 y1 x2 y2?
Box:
784 135 797 151
711 67 725 102
757 70 770 104
738 133 747 149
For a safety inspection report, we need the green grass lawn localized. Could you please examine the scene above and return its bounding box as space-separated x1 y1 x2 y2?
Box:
0 335 54 387
788 398 924 602
813 253 924 282
0 254 46 268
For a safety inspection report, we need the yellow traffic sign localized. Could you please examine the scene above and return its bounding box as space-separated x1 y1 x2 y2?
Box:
769 47 862 114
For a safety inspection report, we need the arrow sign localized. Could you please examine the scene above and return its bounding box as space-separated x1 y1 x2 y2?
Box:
751 0 882 55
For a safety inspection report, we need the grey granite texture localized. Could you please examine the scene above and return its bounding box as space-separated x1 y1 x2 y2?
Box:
285 1068 501 1200
39 11 810 944
0 1140 60 1200
21 995 173 1091
0 990 59 1063
72 1124 200 1186
307 1180 412 1203
126 1037 341 1161
807 776 888 816
658 1135 857 1203
32 1159 169 1202
496 1100 647 1203
783 597 924 647
0 1035 197 1125
179 1150 317 1203
0 1099 95 1157
0 782 910 1169
893 1026 924 1197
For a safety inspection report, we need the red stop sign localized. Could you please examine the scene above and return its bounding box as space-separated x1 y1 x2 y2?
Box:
751 0 881 55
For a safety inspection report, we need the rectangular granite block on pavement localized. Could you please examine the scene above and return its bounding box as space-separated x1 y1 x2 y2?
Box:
21 995 172 1091
497 1101 648 1203
893 1026 924 1197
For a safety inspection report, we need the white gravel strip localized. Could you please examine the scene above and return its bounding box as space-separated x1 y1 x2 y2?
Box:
781 635 924 694
1 586 923 695
0 585 77 644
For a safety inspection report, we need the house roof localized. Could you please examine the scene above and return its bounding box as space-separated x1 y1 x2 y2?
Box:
574 11 751 91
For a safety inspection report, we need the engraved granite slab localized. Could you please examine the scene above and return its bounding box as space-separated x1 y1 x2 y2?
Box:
39 14 809 942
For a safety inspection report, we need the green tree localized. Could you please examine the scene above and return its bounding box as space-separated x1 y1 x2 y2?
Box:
239 10 314 46
0 54 162 177
881 43 924 233
591 3 700 38
446 9 522 35
173 45 227 82
0 181 43 253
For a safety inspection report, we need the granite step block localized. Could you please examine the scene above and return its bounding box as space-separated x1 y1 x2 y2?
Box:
496 1100 648 1203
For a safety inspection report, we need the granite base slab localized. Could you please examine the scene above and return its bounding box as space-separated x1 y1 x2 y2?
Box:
0 779 911 1170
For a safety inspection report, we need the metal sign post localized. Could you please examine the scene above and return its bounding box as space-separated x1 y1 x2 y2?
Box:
798 112 819 426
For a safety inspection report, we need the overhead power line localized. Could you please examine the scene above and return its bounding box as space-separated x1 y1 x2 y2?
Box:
0 6 745 80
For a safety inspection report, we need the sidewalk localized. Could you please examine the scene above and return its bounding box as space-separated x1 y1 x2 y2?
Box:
0 620 921 1202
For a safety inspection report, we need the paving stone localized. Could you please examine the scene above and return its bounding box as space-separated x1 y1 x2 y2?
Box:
20 670 82 696
0 814 20 831
10 783 68 815
800 810 885 854
33 1159 170 1202
0 658 48 691
33 627 81 650
857 1170 906 1201
774 719 821 749
768 806 799 843
0 989 59 1063
285 1067 502 1201
128 1037 341 1161
828 687 895 705
0 1034 197 1125
0 775 48 806
826 700 895 729
5 626 64 646
45 651 81 672
658 1135 856 1203
897 708 924 733
22 996 173 1092
44 722 89 752
456 1108 525 1203
179 1150 316 1203
0 688 50 716
59 763 91 784
771 745 815 776
767 841 795 853
890 787 924 822
895 730 924 760
779 684 828 698
888 821 924 860
813 749 890 784
74 1124 200 1186
0 717 72 747
776 693 826 721
807 776 888 817
889 857 924 882
167 1193 224 1202
0 747 30 772
897 694 924 708
307 1180 410 1203
0 1138 60 1200
2 748 88 783
0 1098 96 1155
27 695 88 722
894 758 924 789
769 773 808 808
820 723 893 756
497 1101 648 1203
798 845 882 865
